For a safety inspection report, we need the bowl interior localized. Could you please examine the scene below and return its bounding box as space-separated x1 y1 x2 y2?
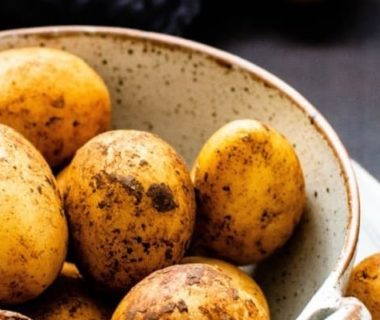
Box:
0 27 354 319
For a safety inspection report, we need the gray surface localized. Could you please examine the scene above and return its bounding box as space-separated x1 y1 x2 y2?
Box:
191 0 380 178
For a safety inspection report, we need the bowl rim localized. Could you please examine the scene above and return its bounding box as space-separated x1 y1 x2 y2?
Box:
0 25 359 282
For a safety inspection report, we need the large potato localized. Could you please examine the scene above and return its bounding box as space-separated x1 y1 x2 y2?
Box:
346 253 380 319
16 263 113 320
182 256 270 318
0 124 68 304
63 130 195 292
191 119 305 265
0 47 111 167
112 263 269 320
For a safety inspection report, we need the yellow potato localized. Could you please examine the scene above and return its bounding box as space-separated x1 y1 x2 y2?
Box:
346 253 380 319
16 263 113 320
56 166 69 198
112 263 269 320
181 256 270 318
0 47 111 167
63 130 195 292
0 310 31 320
191 119 305 265
0 124 68 304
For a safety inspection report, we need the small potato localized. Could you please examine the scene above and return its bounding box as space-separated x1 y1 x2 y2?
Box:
56 166 69 197
57 166 80 263
112 263 269 320
346 254 380 319
63 130 195 292
0 124 68 304
0 310 31 320
191 119 305 265
16 263 113 320
181 256 269 318
0 47 111 167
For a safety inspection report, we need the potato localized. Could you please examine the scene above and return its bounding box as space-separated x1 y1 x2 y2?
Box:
0 47 111 167
112 263 269 320
0 124 68 304
181 256 269 317
0 310 31 320
16 263 113 320
191 119 305 265
346 253 380 319
56 166 69 197
63 130 195 292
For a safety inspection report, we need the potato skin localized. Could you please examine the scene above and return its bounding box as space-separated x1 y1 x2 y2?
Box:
181 256 270 318
16 263 113 320
63 130 195 292
346 254 380 319
112 263 269 320
191 119 305 265
0 47 111 167
0 124 68 304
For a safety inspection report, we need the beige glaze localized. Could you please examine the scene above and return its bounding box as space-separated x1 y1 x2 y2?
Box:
0 26 361 319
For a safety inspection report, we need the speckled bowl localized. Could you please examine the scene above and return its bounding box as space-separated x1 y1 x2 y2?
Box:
0 26 369 319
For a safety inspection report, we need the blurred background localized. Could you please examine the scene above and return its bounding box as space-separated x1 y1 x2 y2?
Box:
1 0 379 178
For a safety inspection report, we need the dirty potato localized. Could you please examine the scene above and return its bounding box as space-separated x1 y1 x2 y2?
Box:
0 310 32 320
182 256 270 318
56 167 78 263
17 263 113 320
56 166 69 197
346 253 380 319
63 130 195 292
0 47 111 167
0 124 68 304
112 263 269 320
191 119 305 265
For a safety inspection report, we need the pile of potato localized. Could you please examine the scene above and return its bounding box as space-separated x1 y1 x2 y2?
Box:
0 47 308 320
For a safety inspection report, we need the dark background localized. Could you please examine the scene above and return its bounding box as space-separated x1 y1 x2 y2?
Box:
190 0 380 178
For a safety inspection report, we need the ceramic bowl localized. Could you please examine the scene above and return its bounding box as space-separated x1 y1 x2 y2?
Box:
0 26 368 319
